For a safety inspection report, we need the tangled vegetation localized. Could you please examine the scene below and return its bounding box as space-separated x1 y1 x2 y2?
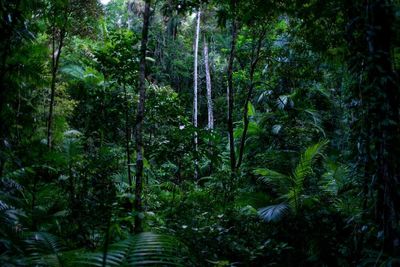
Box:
1 0 400 266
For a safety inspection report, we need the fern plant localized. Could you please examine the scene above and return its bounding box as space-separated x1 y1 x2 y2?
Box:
254 140 328 222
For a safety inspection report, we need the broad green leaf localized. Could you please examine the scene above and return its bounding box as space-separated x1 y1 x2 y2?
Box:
258 203 289 222
247 102 256 117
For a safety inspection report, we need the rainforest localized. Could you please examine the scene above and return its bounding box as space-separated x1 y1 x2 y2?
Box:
1 0 400 266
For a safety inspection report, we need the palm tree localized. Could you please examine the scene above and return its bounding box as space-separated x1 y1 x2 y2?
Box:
254 141 328 222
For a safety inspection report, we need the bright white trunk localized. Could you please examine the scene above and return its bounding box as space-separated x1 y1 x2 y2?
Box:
194 10 201 130
193 10 201 179
203 37 214 130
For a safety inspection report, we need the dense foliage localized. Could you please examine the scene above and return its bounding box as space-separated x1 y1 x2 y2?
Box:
1 0 400 266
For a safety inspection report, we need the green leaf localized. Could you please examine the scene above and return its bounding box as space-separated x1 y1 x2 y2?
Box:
247 102 256 117
258 203 289 222
247 121 261 135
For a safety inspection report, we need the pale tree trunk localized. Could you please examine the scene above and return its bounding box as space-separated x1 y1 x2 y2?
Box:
193 10 201 180
134 0 151 234
227 18 237 173
204 37 213 130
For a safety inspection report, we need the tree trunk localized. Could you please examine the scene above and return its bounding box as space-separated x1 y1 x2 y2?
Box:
193 10 201 180
47 27 66 149
237 29 265 169
134 0 151 234
365 0 400 251
123 80 133 191
204 37 214 130
346 0 400 252
227 18 237 173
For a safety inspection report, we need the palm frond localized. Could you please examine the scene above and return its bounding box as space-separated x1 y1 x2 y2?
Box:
126 233 184 266
258 203 289 222
304 109 326 137
0 177 23 191
61 65 85 80
158 181 180 192
2 167 34 181
69 232 187 267
292 140 328 187
320 162 355 196
0 200 25 228
25 232 65 267
0 200 26 265
254 168 289 188
284 189 298 210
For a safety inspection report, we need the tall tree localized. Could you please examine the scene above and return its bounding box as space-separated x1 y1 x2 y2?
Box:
296 0 400 253
193 9 201 180
47 3 67 149
204 36 214 130
134 0 151 234
0 0 42 175
227 2 237 173
46 0 100 149
123 79 133 191
346 0 400 251
237 27 265 169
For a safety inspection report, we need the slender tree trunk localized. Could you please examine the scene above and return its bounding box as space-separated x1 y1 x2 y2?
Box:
31 175 38 230
0 159 4 178
47 27 66 149
193 10 201 180
237 30 265 169
204 37 213 130
123 80 133 191
227 18 237 173
134 0 151 234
